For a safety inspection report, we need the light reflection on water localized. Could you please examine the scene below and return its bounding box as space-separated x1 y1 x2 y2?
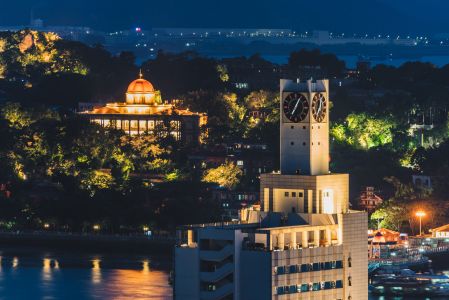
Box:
0 251 172 300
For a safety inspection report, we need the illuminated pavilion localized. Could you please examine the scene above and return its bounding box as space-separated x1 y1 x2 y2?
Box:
80 73 207 144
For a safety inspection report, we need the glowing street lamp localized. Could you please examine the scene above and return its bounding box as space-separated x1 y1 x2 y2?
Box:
415 211 426 236
93 224 101 231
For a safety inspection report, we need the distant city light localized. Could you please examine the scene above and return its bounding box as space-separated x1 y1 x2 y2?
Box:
135 27 142 32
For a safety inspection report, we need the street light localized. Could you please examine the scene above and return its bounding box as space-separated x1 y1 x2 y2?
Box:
416 211 426 236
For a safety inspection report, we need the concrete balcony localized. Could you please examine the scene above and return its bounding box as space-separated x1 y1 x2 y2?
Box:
200 282 233 300
200 244 234 262
200 262 234 282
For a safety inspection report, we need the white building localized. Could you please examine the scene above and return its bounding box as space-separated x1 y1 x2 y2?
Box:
174 79 368 300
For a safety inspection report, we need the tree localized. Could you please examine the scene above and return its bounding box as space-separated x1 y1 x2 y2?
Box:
331 113 395 149
1 102 32 129
202 161 243 190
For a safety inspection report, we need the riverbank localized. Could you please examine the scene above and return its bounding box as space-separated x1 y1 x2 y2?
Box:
0 231 175 254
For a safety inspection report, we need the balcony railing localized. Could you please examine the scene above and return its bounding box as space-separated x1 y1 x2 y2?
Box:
200 244 234 262
200 262 234 283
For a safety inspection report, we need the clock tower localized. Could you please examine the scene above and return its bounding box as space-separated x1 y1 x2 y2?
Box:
280 79 329 176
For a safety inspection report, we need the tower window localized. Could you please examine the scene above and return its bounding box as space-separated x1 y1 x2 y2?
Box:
291 142 294 146
303 142 306 146
302 126 306 130
291 126 294 129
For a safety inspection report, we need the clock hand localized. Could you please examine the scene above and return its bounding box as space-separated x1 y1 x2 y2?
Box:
317 98 322 115
291 98 301 116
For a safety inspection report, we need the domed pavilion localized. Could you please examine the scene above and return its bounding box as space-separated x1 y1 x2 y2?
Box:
80 72 207 144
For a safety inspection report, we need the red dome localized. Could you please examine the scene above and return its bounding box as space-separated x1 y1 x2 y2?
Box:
127 78 154 93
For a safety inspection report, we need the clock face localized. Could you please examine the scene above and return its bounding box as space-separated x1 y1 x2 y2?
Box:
283 93 309 123
311 93 327 122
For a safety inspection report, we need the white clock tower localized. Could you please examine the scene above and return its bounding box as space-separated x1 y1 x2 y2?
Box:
280 79 329 176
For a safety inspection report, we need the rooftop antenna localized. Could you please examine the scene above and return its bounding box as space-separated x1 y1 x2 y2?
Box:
139 69 143 79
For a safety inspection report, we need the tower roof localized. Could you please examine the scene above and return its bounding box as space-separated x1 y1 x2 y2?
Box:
127 74 155 94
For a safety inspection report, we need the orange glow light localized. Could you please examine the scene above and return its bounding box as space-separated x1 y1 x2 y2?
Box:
415 211 426 217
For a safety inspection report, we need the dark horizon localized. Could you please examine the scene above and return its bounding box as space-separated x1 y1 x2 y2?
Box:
1 0 449 35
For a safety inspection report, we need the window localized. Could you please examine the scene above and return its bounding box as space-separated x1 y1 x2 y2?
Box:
276 286 285 295
288 285 297 293
348 276 352 286
312 283 321 291
336 260 343 269
348 257 352 267
292 192 296 197
300 284 309 292
312 263 320 271
275 266 285 275
298 192 303 197
291 141 294 146
288 265 297 274
336 280 343 288
285 192 289 197
300 264 309 272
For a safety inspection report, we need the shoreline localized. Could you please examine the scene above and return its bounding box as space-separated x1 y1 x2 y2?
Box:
0 231 175 255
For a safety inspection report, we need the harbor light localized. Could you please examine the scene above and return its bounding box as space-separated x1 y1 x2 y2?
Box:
93 224 100 231
43 223 50 229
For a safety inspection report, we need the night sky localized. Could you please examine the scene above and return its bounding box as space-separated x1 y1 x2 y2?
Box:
1 0 449 34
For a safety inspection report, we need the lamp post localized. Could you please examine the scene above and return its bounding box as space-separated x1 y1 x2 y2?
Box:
415 211 426 236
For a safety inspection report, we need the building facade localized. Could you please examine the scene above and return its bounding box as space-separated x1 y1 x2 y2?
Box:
359 187 383 214
174 79 368 300
79 73 207 144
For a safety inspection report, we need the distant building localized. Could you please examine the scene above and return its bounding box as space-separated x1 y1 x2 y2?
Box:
412 175 432 189
430 224 449 238
359 187 383 213
79 73 207 144
174 79 368 300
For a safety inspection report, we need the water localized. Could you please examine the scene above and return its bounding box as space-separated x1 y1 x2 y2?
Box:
0 247 172 300
1 246 447 300
209 53 449 68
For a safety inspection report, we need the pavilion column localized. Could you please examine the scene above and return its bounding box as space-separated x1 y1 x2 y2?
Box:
302 231 309 248
268 234 273 251
314 229 320 246
326 229 332 246
278 233 284 250
187 230 194 246
337 227 343 244
290 232 297 249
